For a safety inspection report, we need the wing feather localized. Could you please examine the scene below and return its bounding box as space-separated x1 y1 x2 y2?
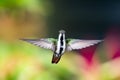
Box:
21 38 56 51
67 39 103 51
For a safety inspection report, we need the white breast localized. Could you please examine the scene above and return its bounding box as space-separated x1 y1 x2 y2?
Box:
56 33 66 54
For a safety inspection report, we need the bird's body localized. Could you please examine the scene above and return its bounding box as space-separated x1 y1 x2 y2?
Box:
22 30 102 64
52 30 66 63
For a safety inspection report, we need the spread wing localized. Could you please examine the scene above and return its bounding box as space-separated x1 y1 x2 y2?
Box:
21 38 56 51
66 39 103 51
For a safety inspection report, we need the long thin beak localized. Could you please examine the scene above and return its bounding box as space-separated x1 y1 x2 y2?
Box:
52 55 61 64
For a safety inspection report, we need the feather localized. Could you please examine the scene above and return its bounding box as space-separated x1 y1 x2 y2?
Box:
66 39 103 51
21 38 56 51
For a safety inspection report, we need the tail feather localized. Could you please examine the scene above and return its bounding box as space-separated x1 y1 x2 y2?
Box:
52 55 61 64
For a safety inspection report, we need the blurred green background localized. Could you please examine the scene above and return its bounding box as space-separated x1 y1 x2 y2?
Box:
0 0 120 80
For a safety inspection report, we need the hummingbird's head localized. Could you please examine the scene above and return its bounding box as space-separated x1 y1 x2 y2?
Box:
59 30 65 34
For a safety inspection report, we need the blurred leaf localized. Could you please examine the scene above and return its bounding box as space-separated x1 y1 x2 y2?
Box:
0 0 53 16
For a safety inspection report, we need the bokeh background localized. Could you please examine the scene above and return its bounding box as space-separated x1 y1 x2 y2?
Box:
0 0 120 80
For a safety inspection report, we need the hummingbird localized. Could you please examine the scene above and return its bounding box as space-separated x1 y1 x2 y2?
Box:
22 30 102 64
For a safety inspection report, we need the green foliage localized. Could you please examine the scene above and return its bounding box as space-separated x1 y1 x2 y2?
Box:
0 0 53 16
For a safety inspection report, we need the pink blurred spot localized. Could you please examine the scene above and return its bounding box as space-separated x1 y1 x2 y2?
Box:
112 50 120 59
79 44 98 64
105 27 120 59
